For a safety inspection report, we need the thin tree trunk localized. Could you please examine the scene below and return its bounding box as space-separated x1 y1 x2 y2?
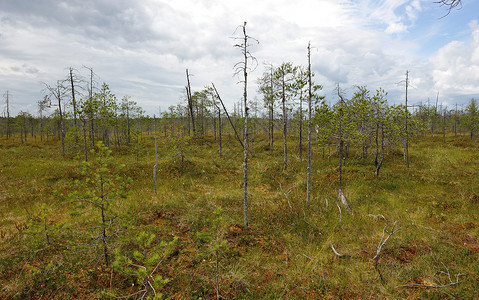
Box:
100 176 109 267
307 42 312 206
70 67 78 127
299 89 303 163
57 85 65 157
218 108 222 156
282 72 288 170
153 115 158 194
404 71 409 169
443 106 446 144
186 69 196 143
375 122 385 176
270 106 274 153
241 22 249 229
82 119 88 162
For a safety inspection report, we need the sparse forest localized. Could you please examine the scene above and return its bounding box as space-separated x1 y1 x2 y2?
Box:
1 24 479 299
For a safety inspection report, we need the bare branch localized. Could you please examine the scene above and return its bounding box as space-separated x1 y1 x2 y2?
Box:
331 244 343 257
398 274 465 289
336 203 342 223
272 176 293 211
435 0 462 18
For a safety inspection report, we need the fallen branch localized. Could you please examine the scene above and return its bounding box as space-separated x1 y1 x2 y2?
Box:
336 188 352 213
336 203 342 223
368 214 398 281
398 261 465 289
331 244 343 257
367 214 398 260
398 274 465 289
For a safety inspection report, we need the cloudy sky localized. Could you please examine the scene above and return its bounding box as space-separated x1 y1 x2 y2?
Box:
1 0 478 116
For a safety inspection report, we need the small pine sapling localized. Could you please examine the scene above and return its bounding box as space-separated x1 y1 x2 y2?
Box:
112 231 178 299
70 141 131 266
26 203 54 245
131 128 145 163
195 206 227 299
165 122 189 169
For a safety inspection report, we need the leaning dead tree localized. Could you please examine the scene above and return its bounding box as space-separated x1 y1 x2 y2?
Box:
211 83 244 150
233 21 258 229
185 69 196 143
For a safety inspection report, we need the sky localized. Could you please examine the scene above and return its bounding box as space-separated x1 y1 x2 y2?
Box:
1 0 479 117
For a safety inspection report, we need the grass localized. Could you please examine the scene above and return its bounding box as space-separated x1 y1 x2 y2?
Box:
0 132 478 299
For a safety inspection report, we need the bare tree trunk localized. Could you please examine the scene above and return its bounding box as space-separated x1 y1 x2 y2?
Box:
82 119 88 162
454 103 458 137
5 91 10 139
99 177 109 267
443 106 446 144
337 85 344 188
153 115 158 194
233 22 257 229
375 123 384 176
299 89 303 163
270 105 274 153
404 71 409 169
269 68 274 153
57 84 65 157
307 42 312 206
186 69 196 143
241 22 249 229
282 72 288 170
70 67 78 127
218 109 222 156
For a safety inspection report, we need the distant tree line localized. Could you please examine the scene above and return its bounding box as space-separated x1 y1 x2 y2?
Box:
1 70 478 159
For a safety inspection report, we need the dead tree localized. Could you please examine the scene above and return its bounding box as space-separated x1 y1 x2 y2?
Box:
404 71 410 169
336 84 347 188
84 66 97 147
68 67 81 127
185 69 196 143
233 21 258 229
4 91 11 139
45 81 68 157
153 115 158 194
307 43 312 206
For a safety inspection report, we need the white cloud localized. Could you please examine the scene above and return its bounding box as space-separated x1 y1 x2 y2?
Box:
0 0 478 115
430 20 479 97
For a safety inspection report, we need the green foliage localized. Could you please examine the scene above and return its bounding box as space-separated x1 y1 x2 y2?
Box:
25 203 58 245
113 232 178 299
465 98 479 139
163 121 190 167
69 141 131 266
131 128 145 162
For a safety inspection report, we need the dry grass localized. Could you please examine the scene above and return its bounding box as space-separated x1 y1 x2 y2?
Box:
0 133 478 299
